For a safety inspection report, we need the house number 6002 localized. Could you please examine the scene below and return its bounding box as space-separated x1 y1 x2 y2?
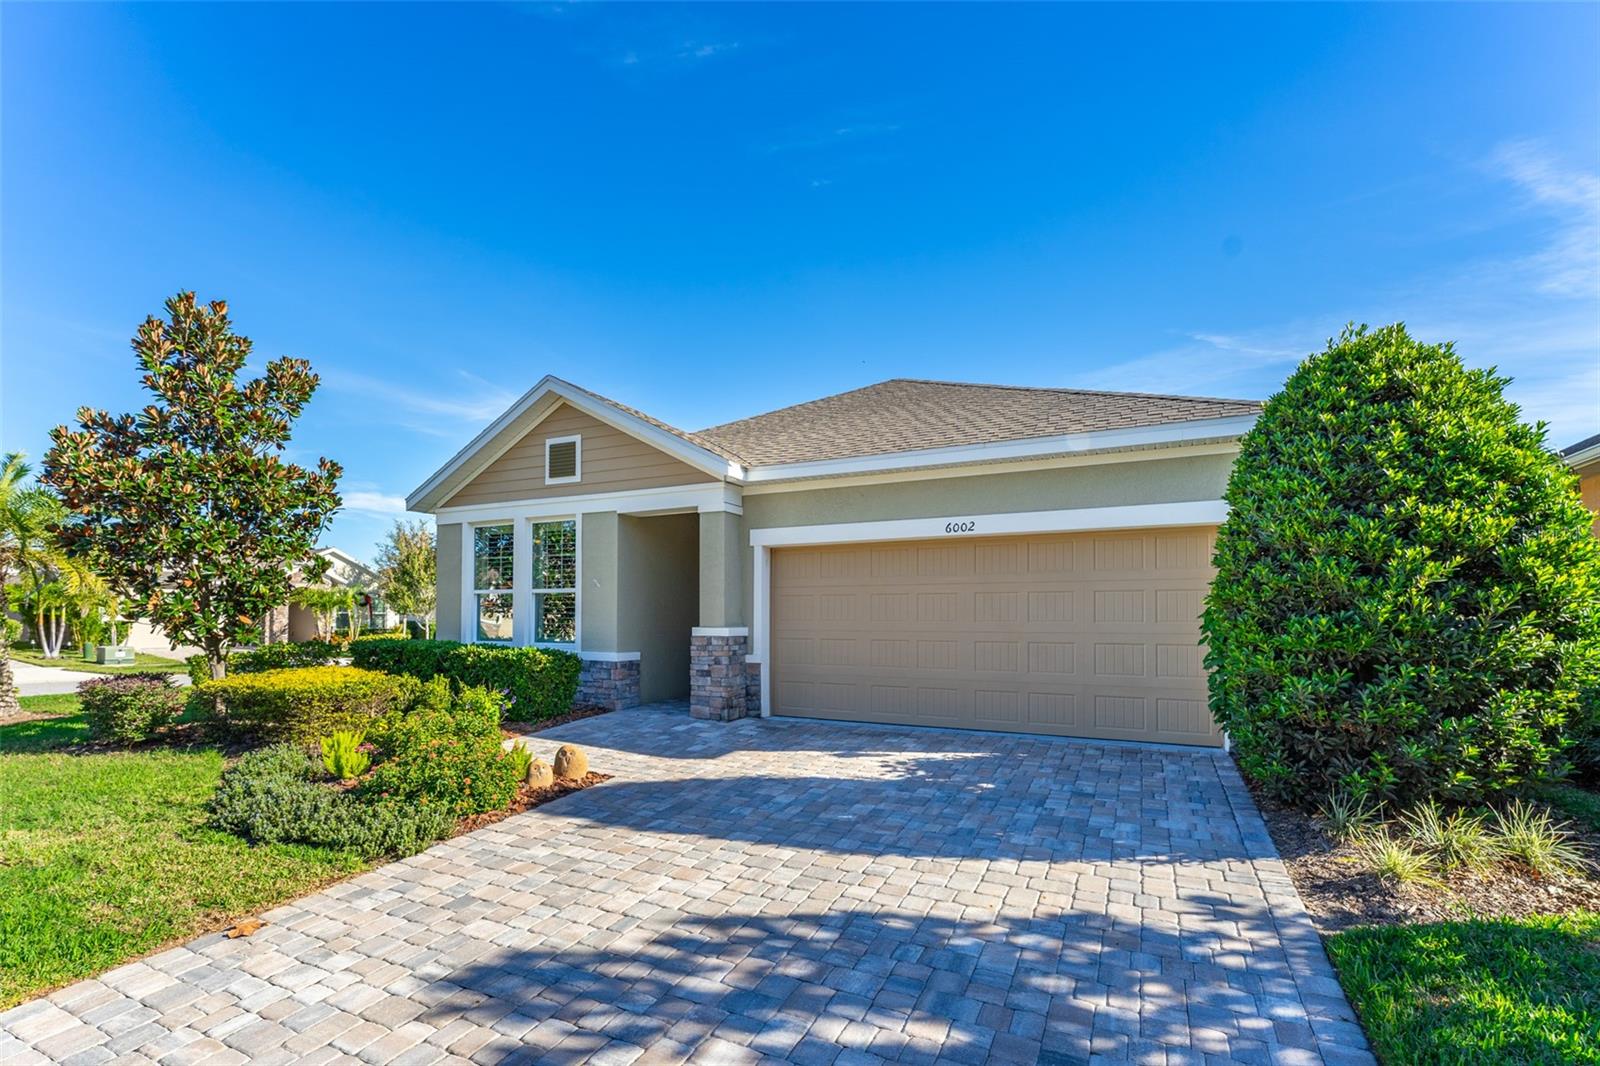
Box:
944 520 976 534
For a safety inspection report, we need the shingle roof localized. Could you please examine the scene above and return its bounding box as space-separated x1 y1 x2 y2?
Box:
1562 432 1600 458
690 378 1262 467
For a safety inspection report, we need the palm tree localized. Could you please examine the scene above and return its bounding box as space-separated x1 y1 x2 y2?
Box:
290 586 349 642
0 452 79 656
0 452 59 712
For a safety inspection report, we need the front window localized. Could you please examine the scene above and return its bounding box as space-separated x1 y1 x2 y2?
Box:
473 524 515 642
531 520 576 643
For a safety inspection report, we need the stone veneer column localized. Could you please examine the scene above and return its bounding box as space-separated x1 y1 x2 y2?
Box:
575 655 641 712
690 627 751 720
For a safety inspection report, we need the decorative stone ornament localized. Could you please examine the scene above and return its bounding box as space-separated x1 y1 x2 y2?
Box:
526 757 554 789
553 744 588 780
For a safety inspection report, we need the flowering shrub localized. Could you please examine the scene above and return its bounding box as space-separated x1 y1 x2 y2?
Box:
77 673 185 744
360 680 521 817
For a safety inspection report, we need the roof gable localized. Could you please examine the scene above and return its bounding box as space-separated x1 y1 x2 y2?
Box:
407 376 742 512
439 401 716 508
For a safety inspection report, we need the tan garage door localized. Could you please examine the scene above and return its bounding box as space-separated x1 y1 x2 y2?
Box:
770 526 1221 747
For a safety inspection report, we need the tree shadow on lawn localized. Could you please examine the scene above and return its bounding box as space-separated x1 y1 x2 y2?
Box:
412 900 1348 1066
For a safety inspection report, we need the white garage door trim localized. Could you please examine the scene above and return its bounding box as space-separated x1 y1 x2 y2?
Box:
748 499 1229 717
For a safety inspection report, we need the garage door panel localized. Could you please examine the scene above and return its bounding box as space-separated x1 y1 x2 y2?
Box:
770 527 1221 747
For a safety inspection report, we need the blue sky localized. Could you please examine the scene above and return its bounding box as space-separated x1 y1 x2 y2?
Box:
3 2 1597 561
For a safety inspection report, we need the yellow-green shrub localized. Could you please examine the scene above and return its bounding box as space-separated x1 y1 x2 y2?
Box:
190 666 412 742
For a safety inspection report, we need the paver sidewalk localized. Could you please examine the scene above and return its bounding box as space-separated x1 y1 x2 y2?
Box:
0 703 1373 1064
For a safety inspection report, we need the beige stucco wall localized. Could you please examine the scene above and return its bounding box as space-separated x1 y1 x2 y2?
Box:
739 451 1236 626
442 403 714 508
698 510 745 627
620 513 698 702
436 522 463 641
1579 466 1600 538
433 449 1237 668
579 512 621 653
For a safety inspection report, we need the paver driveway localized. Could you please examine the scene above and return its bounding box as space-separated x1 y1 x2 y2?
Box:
1 703 1373 1065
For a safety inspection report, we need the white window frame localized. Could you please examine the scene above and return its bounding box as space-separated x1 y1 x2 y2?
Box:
544 434 582 485
463 515 582 649
525 517 579 649
467 520 517 644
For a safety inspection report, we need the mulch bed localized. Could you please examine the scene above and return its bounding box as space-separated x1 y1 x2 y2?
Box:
1250 780 1600 934
501 704 611 738
454 772 612 834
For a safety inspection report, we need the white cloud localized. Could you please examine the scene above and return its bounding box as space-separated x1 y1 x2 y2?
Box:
322 368 518 424
1075 141 1600 444
1486 139 1600 298
678 41 738 60
341 490 409 516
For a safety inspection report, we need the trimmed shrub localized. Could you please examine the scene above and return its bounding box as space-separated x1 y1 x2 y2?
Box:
232 639 344 673
1203 324 1600 807
350 639 581 721
77 673 185 744
209 744 453 858
190 666 413 742
360 680 521 816
185 639 344 685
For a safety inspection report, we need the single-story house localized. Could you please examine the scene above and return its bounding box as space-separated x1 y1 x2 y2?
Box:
261 547 392 643
409 376 1261 748
1565 433 1600 538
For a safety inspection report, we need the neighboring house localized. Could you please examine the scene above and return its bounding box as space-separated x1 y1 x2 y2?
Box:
263 546 392 642
408 377 1261 747
1564 433 1600 538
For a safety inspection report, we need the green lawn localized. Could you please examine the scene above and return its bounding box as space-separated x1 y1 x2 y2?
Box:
1327 912 1600 1065
0 701 368 1008
9 644 187 675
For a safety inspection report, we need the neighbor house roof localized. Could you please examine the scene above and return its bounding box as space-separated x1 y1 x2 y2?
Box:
1563 433 1600 457
1563 433 1600 471
692 378 1262 467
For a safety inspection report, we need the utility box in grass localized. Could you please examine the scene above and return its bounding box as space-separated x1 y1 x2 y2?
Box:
92 645 136 665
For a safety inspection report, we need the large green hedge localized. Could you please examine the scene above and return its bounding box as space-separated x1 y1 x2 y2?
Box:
349 639 581 721
190 666 413 742
1202 324 1600 807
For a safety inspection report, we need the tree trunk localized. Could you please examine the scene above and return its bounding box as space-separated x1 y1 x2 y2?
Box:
0 628 20 720
204 633 229 680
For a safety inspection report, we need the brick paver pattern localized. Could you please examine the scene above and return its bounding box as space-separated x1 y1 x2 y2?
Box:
1 703 1375 1065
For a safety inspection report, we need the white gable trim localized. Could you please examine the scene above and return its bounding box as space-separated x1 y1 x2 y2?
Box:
407 376 744 512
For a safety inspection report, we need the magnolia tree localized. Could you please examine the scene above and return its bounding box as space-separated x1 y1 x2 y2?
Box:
44 293 342 679
375 519 436 638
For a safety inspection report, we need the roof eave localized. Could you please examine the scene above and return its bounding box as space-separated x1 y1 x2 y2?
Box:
737 413 1259 484
1563 441 1600 470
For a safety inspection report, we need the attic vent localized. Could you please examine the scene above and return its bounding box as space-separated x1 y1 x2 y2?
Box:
545 436 580 484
